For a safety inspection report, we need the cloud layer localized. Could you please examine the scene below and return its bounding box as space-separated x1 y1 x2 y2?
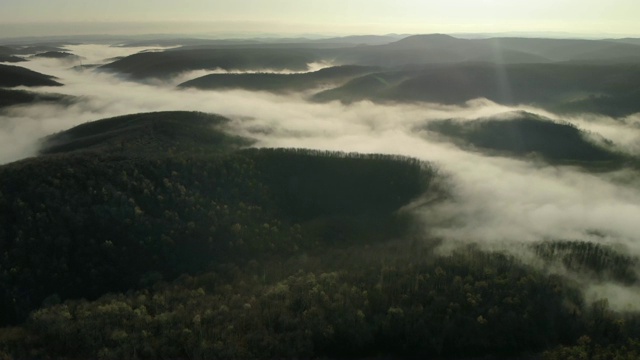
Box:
3 44 640 309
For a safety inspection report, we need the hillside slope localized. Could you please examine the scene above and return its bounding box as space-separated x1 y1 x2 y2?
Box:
0 111 434 326
0 64 62 87
313 63 640 117
100 48 319 79
1 110 640 359
178 65 378 92
40 111 250 157
0 89 73 109
426 111 623 164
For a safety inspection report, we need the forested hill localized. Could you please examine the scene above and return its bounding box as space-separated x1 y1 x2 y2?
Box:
0 54 25 63
101 35 640 80
425 111 625 166
31 51 78 60
0 89 73 110
40 111 252 157
0 111 434 328
311 63 640 118
3 111 640 359
99 48 318 79
0 64 62 87
178 65 379 92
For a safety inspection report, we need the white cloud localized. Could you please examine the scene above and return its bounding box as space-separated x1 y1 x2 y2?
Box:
4 44 640 306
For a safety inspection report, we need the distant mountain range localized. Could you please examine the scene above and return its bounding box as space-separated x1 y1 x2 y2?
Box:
93 34 640 117
311 63 640 117
100 48 318 79
101 34 640 80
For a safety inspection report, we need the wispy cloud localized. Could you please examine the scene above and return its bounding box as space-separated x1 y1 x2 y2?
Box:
3 44 640 308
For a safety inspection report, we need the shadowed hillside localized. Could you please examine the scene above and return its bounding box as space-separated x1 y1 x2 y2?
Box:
0 111 435 327
330 34 554 66
0 44 65 55
100 48 319 79
0 54 26 63
0 64 62 87
178 65 379 92
0 89 73 109
40 111 252 157
107 35 640 73
426 111 623 164
2 109 640 359
324 35 640 67
313 63 640 117
479 37 640 63
32 51 80 61
5 34 640 359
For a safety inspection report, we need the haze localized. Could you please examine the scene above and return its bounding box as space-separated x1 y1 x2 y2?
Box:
1 0 639 38
3 1 640 355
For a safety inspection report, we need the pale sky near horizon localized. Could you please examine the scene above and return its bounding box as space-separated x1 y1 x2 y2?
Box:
1 0 639 38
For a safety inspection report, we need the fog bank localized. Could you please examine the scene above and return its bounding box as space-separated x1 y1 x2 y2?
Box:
3 43 640 309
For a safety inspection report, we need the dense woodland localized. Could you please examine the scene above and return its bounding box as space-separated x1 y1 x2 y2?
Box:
31 51 78 60
3 33 640 358
178 65 379 93
0 111 639 359
0 44 66 63
99 48 318 79
0 64 62 88
310 63 640 118
5 246 638 360
426 111 625 166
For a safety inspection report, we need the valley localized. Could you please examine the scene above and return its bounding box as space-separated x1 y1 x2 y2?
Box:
1 32 640 359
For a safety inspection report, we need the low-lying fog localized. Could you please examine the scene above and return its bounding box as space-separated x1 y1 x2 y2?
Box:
3 43 640 310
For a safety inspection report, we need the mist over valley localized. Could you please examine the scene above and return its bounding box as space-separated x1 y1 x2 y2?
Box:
2 30 640 359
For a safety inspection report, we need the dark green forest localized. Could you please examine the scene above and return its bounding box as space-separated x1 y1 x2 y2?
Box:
0 64 62 88
1 111 640 359
0 89 73 110
310 63 640 118
425 111 625 167
31 51 78 60
0 44 65 63
178 65 379 93
99 48 318 79
0 55 25 63
2 30 640 359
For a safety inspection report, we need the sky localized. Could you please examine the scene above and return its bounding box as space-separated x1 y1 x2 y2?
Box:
1 0 639 38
